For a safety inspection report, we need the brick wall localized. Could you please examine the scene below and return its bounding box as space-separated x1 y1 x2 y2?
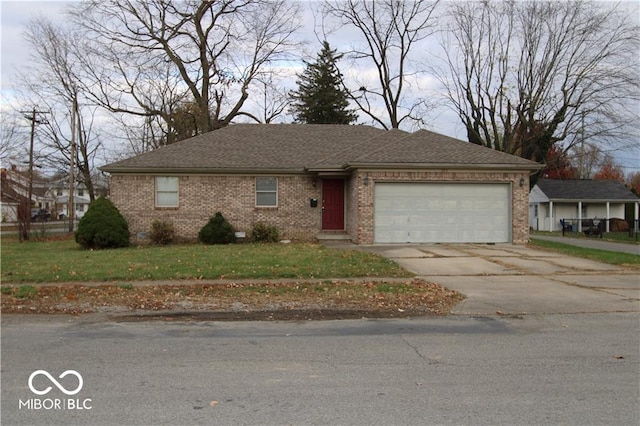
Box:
351 170 531 245
110 169 531 245
109 174 322 242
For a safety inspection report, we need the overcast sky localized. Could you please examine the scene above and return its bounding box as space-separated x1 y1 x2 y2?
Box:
1 0 638 174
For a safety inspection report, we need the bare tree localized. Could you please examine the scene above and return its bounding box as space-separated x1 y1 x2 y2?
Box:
69 0 301 142
569 142 603 179
438 0 639 164
22 18 102 201
237 75 291 124
0 113 28 165
322 0 440 129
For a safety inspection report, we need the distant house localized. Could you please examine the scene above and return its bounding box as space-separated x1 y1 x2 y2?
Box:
1 169 26 222
51 181 92 219
529 179 639 232
1 167 108 222
0 166 54 222
101 124 541 244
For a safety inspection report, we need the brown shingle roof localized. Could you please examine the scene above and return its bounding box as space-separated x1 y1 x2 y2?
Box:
348 130 540 166
101 124 540 173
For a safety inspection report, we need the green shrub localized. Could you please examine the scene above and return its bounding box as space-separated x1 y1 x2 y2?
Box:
198 212 236 245
250 222 280 243
75 197 130 249
149 219 175 245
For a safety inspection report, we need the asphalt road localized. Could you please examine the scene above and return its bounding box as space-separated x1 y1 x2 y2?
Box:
2 313 638 426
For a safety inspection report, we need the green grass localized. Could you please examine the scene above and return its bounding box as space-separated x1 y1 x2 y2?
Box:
375 283 414 294
116 283 134 290
0 239 412 283
530 238 640 267
1 285 38 298
531 230 639 245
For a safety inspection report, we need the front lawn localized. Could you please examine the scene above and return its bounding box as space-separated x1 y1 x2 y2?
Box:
0 238 468 320
0 238 413 283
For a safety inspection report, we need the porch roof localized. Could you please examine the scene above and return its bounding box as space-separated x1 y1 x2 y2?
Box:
533 179 639 203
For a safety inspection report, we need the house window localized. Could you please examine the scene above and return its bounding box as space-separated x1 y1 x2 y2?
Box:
256 177 277 207
156 177 179 207
56 189 62 196
77 189 84 197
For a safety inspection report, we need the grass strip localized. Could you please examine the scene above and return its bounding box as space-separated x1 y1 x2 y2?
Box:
529 238 640 267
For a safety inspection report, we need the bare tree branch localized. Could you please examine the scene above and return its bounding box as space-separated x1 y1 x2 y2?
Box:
22 17 103 200
322 0 440 129
437 0 639 167
69 0 301 146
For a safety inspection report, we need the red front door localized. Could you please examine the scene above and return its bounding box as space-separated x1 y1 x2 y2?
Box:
322 179 345 230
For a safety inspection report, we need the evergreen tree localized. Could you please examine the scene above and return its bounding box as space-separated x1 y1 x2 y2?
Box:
289 41 358 124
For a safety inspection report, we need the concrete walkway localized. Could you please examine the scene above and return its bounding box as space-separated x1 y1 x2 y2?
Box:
357 243 640 316
531 235 640 255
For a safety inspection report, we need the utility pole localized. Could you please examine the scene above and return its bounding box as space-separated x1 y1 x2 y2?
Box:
579 112 585 179
19 107 49 241
68 97 77 232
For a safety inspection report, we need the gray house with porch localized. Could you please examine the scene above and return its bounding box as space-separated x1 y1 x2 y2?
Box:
529 179 639 232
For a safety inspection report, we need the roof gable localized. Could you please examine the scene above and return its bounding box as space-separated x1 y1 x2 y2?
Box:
534 179 639 201
101 124 541 173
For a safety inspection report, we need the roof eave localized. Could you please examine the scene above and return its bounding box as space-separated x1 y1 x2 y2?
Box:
305 166 347 173
343 162 542 172
545 198 639 203
99 166 307 175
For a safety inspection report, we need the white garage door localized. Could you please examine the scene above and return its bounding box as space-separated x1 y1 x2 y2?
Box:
374 183 511 243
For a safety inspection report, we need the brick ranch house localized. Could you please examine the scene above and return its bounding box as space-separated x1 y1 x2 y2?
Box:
101 124 541 244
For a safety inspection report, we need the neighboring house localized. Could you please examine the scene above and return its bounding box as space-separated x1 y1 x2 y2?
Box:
51 182 92 219
101 124 541 244
1 170 26 222
0 166 53 221
529 179 640 232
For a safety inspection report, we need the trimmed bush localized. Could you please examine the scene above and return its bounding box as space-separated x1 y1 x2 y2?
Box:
198 212 236 244
250 222 280 243
75 196 130 249
149 219 175 245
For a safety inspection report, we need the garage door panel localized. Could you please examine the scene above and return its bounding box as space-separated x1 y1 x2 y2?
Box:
374 183 511 243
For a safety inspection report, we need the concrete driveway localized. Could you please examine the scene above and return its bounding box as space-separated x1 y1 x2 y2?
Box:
365 244 639 315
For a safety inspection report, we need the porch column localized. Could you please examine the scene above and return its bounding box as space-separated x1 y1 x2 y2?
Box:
606 202 610 232
549 201 554 231
577 201 582 232
635 202 639 232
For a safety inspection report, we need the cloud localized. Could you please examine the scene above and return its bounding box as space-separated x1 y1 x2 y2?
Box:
1 2 69 90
